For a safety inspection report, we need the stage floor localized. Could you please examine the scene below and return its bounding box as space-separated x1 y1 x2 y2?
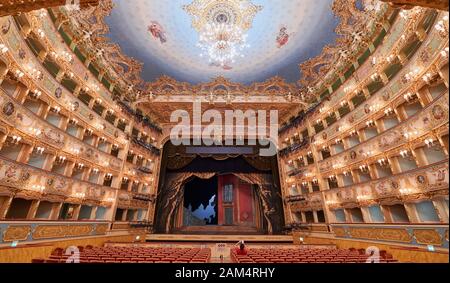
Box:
174 225 262 235
146 234 293 243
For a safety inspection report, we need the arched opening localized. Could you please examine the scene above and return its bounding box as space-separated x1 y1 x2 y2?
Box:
154 140 284 235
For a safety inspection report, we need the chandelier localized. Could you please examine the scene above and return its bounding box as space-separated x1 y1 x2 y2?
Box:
197 22 250 67
184 0 262 68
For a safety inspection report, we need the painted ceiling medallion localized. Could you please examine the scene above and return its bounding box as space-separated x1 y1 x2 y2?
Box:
184 0 263 68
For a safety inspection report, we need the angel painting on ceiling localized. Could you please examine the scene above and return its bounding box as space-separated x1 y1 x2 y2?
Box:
276 26 291 48
148 21 167 44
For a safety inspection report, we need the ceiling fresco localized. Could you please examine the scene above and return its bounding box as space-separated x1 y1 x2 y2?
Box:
104 0 340 85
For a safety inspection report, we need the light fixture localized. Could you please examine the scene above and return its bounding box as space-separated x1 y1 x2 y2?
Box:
30 89 42 98
399 150 410 158
57 156 67 163
422 73 433 83
35 147 45 155
384 108 394 116
11 135 22 144
441 47 449 58
31 185 46 192
51 106 61 113
399 188 415 195
15 69 25 79
185 0 261 67
0 43 9 54
377 158 388 167
403 92 416 102
424 138 434 148
359 165 369 173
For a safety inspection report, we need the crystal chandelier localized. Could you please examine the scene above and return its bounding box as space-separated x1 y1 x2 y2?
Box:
197 22 250 66
184 0 262 68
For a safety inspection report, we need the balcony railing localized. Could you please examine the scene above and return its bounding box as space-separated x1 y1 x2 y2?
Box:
131 137 161 156
279 138 310 158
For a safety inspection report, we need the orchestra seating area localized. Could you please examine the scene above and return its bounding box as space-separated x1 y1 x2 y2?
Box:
32 246 212 263
231 248 398 264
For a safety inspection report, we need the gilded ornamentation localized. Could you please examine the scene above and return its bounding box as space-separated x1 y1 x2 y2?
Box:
334 227 347 237
413 229 443 246
183 0 263 32
95 224 109 235
3 225 31 242
2 102 15 116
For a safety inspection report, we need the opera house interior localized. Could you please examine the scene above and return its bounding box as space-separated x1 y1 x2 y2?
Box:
0 0 448 267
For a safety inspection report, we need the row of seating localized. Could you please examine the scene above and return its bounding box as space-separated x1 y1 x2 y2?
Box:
231 248 398 263
32 246 211 263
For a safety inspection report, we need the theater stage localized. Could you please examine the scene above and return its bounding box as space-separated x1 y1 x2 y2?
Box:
146 234 293 244
174 225 262 235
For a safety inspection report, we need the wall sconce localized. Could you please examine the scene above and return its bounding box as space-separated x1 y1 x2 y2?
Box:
57 156 66 163
403 69 420 83
340 100 348 107
51 106 61 113
11 135 22 144
61 51 73 62
36 29 45 38
73 192 86 199
422 73 433 83
85 129 93 136
357 195 372 202
28 127 42 136
0 43 8 54
105 173 113 179
384 108 394 116
76 163 85 170
29 89 42 99
312 178 318 184
403 92 416 102
35 147 45 155
403 130 419 139
69 118 78 125
343 171 350 176
399 150 410 158
307 151 313 157
31 185 45 192
441 47 449 58
399 188 415 195
30 68 42 80
424 138 434 148
93 168 99 174
329 175 337 181
386 54 396 63
15 69 25 79
366 120 375 127
435 16 449 37
123 177 129 182
370 73 379 82
363 151 373 158
377 158 388 167
399 10 408 19
316 119 322 125
359 165 369 173
350 130 357 136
